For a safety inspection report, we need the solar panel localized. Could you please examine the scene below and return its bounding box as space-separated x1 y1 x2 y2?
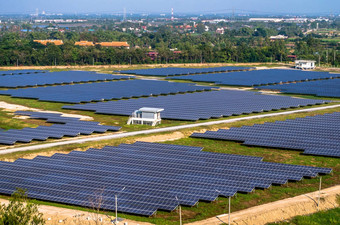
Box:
191 112 340 158
0 70 47 76
0 142 331 216
257 78 340 98
0 71 133 88
170 69 339 86
63 90 329 121
115 66 254 76
0 80 214 104
0 111 121 145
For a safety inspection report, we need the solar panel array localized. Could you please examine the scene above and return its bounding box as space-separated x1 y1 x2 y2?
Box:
258 78 340 98
116 66 254 76
170 69 340 86
63 90 329 121
0 71 134 88
0 111 121 145
0 80 213 104
0 70 47 76
0 141 331 216
191 112 340 158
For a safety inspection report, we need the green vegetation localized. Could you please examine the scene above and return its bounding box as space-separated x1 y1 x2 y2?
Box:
269 202 340 225
0 27 338 67
0 188 45 225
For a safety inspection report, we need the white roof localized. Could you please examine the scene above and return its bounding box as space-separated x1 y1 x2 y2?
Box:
295 60 316 63
139 107 164 113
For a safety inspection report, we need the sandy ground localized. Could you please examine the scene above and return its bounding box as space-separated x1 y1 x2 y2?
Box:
0 63 279 71
0 101 93 121
187 185 340 225
0 198 152 225
135 131 185 143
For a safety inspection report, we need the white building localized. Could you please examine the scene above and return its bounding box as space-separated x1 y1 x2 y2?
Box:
270 35 288 40
127 107 164 126
295 60 316 70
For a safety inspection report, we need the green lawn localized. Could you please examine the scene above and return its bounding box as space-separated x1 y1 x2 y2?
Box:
269 207 340 225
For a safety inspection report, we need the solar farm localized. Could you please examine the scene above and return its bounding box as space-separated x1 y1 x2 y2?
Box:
63 90 329 121
0 67 339 224
0 79 213 103
0 70 47 76
0 71 133 88
115 66 254 76
170 69 339 86
0 142 332 216
0 111 121 145
191 112 340 157
258 78 340 98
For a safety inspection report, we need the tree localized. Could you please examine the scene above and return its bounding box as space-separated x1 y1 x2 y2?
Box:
0 188 45 225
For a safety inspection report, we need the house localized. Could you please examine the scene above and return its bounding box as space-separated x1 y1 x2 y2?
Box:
34 40 64 46
216 28 224 34
147 52 158 61
295 60 316 70
127 107 164 126
98 42 130 49
287 55 297 61
270 35 288 41
75 41 95 47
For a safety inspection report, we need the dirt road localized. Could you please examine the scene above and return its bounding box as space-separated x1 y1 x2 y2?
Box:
187 185 340 225
1 185 338 225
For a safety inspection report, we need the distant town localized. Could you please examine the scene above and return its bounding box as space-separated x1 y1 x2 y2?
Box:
0 10 338 66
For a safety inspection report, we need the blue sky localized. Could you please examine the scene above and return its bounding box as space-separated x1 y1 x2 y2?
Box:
0 0 339 14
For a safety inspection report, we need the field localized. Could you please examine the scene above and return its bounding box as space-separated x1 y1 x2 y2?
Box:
0 64 339 225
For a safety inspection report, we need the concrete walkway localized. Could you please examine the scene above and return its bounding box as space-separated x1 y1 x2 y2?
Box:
1 104 339 155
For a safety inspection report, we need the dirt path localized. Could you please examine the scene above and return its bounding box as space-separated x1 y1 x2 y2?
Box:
0 101 93 121
0 63 273 71
0 198 152 225
187 185 340 225
1 185 338 225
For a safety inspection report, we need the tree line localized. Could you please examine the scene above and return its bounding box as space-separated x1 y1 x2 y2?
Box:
0 27 338 66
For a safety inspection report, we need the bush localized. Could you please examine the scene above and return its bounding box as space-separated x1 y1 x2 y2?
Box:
0 188 45 225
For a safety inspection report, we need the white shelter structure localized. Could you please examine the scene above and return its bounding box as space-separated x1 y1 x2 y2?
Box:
295 60 316 70
127 107 164 126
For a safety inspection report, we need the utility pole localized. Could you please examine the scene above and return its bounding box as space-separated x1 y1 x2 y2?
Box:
54 58 56 66
114 187 125 224
318 176 322 210
228 196 231 225
175 196 182 225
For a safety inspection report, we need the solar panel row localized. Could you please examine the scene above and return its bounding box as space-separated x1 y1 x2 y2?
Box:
115 66 254 76
0 71 134 88
191 112 340 158
170 69 339 86
0 111 121 145
0 70 47 76
258 78 340 98
63 90 329 121
0 80 214 104
0 142 331 216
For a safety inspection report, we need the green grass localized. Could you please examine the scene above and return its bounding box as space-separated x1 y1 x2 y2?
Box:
0 109 45 130
269 206 340 225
